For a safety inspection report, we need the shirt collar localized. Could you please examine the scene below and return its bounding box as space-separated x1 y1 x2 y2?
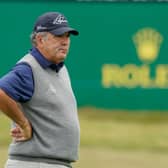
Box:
29 47 64 72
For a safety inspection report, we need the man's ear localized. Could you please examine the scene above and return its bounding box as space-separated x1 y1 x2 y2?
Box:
36 34 45 46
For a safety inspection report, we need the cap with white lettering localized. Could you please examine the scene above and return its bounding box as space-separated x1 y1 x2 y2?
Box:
33 12 79 36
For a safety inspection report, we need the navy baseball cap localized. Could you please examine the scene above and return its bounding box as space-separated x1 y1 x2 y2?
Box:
33 12 79 36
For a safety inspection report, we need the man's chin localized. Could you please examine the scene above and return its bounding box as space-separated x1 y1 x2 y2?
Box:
56 57 66 64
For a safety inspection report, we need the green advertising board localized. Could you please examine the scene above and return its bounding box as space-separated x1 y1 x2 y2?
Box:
0 1 168 110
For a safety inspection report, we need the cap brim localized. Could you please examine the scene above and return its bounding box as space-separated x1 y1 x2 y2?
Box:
50 27 79 36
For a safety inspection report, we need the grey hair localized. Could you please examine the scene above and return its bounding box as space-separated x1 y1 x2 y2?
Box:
30 32 48 46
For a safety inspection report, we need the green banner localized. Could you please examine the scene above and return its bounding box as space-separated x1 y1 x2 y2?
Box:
0 2 168 110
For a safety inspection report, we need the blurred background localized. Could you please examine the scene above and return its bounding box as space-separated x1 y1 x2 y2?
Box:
1 0 168 167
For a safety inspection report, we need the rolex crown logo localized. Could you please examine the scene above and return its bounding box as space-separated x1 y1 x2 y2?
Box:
133 27 163 64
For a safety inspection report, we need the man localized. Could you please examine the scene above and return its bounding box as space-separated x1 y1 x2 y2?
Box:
0 11 80 168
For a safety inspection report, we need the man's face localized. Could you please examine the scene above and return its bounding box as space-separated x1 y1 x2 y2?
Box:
37 32 70 64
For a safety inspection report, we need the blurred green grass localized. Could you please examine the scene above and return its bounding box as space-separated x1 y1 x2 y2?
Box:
79 107 168 152
0 114 11 146
1 107 168 168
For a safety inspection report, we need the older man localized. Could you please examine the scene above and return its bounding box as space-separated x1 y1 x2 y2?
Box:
0 11 80 168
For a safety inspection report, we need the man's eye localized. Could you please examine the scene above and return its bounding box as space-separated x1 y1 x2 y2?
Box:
56 33 70 38
57 35 64 37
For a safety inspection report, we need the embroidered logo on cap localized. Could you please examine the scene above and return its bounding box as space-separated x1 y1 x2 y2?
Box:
36 25 48 31
53 14 68 25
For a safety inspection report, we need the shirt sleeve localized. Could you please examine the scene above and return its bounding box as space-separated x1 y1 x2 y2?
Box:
0 62 34 102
